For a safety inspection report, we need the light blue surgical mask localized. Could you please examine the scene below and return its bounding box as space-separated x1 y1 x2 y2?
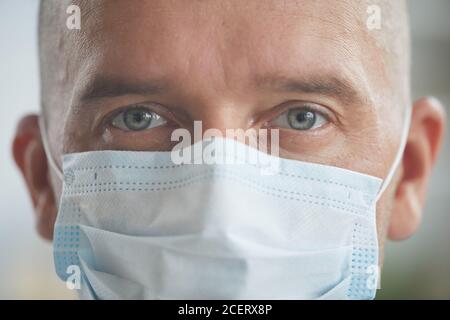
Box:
39 107 411 300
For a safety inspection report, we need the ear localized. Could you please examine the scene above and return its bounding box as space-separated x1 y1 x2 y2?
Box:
12 114 57 241
388 97 446 240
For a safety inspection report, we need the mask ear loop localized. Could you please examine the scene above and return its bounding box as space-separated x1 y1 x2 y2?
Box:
38 115 64 181
374 105 413 202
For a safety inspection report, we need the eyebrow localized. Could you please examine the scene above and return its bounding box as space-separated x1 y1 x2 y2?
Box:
255 74 365 105
78 73 365 106
78 76 169 102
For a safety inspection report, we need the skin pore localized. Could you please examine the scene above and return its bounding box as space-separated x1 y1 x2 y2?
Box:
13 0 446 273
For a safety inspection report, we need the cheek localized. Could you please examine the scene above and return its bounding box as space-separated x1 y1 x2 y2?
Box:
277 127 346 163
375 185 397 266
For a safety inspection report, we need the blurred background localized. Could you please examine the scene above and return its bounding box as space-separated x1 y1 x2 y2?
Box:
0 0 449 299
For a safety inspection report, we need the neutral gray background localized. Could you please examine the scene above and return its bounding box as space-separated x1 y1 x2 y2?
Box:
0 0 449 299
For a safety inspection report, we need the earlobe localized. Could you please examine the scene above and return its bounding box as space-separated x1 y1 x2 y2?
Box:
388 97 446 240
12 114 57 240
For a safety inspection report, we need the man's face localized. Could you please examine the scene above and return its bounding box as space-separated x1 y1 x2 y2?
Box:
59 0 401 163
17 0 445 266
50 0 403 257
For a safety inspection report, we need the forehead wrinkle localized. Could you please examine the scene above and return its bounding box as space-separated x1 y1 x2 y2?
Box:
40 0 409 121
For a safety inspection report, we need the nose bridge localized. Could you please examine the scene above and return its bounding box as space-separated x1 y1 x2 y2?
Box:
178 59 255 134
189 99 254 135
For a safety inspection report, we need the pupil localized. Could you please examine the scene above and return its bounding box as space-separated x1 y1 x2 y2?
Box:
132 112 144 123
125 108 152 130
296 111 314 123
288 108 316 130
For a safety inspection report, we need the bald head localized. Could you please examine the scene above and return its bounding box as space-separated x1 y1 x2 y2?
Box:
38 0 410 122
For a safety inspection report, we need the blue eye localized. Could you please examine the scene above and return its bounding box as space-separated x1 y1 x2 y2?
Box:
271 107 328 131
111 107 167 131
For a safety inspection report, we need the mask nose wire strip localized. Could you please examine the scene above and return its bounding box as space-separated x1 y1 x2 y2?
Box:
38 115 64 181
374 105 412 203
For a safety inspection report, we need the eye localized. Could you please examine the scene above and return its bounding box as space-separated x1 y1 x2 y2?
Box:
270 106 328 131
111 106 167 131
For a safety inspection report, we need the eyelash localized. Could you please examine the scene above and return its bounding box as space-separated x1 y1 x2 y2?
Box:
104 104 168 129
263 103 332 130
289 104 330 120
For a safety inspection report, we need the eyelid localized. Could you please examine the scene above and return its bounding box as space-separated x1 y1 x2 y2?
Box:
257 101 333 127
110 103 158 118
105 103 170 131
293 103 333 120
102 103 168 127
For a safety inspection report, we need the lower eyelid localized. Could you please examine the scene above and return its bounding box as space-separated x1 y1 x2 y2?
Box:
276 122 333 136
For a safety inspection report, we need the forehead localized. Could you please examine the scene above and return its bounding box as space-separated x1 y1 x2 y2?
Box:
71 0 387 99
